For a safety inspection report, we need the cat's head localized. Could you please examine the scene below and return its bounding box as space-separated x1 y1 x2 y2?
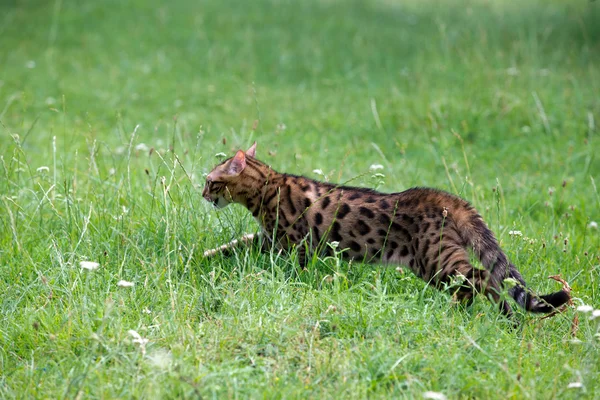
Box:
202 142 257 208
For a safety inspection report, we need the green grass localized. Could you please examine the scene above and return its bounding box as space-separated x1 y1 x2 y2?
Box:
1 0 600 398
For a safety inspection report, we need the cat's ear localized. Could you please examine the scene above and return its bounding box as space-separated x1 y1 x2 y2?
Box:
227 150 247 175
246 142 257 158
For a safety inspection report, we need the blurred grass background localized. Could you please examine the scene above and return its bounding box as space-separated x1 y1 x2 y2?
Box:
1 0 599 398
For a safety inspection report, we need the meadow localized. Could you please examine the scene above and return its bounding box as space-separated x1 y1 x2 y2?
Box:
1 0 599 398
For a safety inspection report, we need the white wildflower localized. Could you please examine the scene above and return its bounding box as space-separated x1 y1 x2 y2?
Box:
589 221 598 230
577 305 593 313
423 391 447 400
371 173 385 179
147 349 173 370
277 123 287 131
591 310 600 319
329 241 339 249
508 230 522 236
128 329 149 355
36 166 49 173
548 187 555 196
143 308 152 314
369 164 384 171
567 382 583 389
109 168 116 176
117 280 135 287
134 143 149 151
215 152 226 158
80 261 100 271
312 169 324 176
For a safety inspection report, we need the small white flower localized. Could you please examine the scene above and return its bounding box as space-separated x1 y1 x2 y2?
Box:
329 241 339 249
277 123 287 131
36 166 50 173
80 261 100 271
509 230 522 236
128 330 149 356
135 143 149 151
567 382 583 389
423 391 447 400
109 168 116 176
548 187 555 196
25 60 36 69
117 280 135 287
577 305 593 313
312 169 324 176
147 349 172 370
369 164 384 171
215 152 226 158
591 310 600 319
371 173 385 178
143 308 152 314
589 221 598 230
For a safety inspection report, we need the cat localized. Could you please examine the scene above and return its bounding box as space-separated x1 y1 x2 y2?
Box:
202 142 570 318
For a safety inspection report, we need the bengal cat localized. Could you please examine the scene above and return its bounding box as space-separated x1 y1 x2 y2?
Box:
202 143 570 319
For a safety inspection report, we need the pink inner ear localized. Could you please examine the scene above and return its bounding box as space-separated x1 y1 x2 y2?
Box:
229 150 247 174
246 142 257 158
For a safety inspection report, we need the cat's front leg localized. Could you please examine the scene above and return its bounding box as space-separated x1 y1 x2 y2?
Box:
203 233 263 258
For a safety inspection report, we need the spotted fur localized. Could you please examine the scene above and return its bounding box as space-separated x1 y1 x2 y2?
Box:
203 143 570 318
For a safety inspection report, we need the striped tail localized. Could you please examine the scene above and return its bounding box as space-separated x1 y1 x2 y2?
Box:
507 266 570 313
464 211 570 314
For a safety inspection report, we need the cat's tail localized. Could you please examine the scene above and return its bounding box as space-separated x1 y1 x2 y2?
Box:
462 211 570 313
505 265 570 313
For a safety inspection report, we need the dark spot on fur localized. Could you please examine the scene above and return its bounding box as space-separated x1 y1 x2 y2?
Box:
377 228 388 237
355 220 371 235
330 222 343 242
304 197 311 209
386 249 395 259
359 207 375 219
365 197 377 204
390 241 399 249
348 192 362 200
315 212 323 225
400 246 409 257
401 214 415 225
321 196 331 210
378 213 391 226
349 241 361 252
380 200 390 210
367 238 376 244
336 203 351 219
